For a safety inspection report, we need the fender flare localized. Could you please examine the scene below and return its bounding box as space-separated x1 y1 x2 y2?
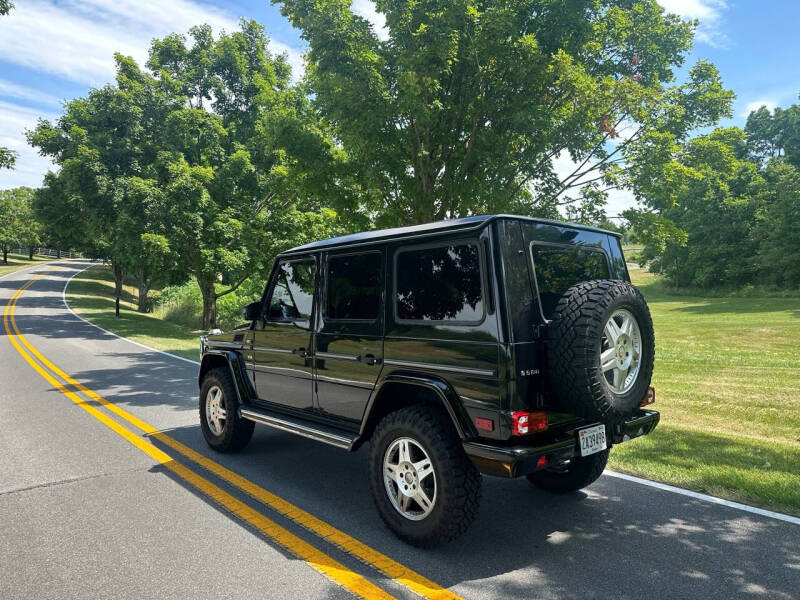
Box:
198 350 254 404
359 372 477 441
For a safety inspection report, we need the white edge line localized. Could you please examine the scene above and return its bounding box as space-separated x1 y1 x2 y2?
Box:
605 470 800 526
52 262 800 527
61 262 200 366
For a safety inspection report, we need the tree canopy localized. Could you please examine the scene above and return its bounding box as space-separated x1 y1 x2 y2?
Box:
276 0 732 225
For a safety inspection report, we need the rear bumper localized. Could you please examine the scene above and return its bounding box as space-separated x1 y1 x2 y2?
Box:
463 409 660 478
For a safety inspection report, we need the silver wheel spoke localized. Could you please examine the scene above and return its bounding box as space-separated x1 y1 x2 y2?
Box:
384 463 397 480
413 458 433 481
217 407 227 419
414 489 433 512
398 490 410 512
600 347 616 372
398 439 410 463
605 318 621 344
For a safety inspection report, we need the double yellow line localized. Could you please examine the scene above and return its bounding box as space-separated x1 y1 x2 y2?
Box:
4 269 461 600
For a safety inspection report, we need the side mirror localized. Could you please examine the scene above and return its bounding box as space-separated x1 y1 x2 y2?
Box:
243 301 262 322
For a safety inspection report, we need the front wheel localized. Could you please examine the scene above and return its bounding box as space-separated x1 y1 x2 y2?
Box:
369 405 482 547
526 449 609 493
199 367 254 452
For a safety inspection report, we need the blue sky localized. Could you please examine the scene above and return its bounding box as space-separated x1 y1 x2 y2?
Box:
1 0 798 215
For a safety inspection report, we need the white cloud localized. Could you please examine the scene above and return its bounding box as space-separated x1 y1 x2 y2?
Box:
657 0 729 47
741 99 779 118
0 0 304 85
0 79 62 108
0 101 58 189
351 0 389 41
0 0 305 189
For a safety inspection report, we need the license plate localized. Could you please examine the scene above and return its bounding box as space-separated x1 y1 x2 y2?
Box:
578 424 607 457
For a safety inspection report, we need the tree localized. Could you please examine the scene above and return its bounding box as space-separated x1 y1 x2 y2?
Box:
276 0 732 225
147 21 351 328
0 0 13 15
0 187 42 263
754 160 800 287
625 128 764 287
0 147 16 170
745 101 800 168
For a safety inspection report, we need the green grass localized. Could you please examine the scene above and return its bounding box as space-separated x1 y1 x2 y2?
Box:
0 253 52 277
66 265 201 361
609 268 800 516
66 263 800 515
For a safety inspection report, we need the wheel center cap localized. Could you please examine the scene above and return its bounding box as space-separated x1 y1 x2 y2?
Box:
396 462 417 496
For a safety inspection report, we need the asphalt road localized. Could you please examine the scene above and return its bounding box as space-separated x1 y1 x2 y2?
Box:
1 261 798 600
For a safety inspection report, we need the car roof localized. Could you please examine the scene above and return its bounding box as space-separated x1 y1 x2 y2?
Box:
281 214 620 256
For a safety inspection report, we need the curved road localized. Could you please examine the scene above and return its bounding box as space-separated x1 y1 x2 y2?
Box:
1 261 798 600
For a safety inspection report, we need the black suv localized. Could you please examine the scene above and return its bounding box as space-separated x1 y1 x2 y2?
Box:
198 215 659 546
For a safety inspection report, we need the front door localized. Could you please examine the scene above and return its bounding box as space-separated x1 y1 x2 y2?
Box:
315 250 384 422
251 256 317 411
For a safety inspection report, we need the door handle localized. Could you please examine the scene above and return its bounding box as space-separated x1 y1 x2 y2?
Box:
361 354 382 366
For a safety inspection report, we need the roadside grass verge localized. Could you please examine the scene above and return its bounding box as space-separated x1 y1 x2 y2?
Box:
65 264 201 361
0 253 52 277
610 268 800 515
66 263 800 515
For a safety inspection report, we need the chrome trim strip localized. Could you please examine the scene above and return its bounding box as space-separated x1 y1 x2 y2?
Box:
252 345 293 354
383 358 496 377
206 341 243 350
239 408 355 450
315 374 374 389
252 364 312 377
316 351 360 361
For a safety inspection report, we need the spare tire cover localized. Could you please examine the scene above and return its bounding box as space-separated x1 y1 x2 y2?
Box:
546 279 655 422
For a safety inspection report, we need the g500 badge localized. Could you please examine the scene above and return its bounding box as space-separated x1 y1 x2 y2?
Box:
520 369 540 377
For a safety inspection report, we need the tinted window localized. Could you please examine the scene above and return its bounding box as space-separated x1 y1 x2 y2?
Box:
532 245 609 319
396 243 484 322
267 260 316 323
326 253 382 320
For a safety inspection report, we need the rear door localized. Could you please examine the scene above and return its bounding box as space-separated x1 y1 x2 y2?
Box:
251 256 317 411
315 249 384 423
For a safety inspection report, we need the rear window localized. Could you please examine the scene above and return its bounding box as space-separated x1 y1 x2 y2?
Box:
395 242 484 323
326 252 382 320
531 244 610 320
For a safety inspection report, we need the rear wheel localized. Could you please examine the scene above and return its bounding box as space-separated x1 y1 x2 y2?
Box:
369 405 481 547
199 367 254 452
526 449 609 493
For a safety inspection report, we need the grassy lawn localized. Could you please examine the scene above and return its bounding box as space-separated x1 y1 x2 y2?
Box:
66 265 201 361
610 266 800 516
66 263 800 515
0 253 52 277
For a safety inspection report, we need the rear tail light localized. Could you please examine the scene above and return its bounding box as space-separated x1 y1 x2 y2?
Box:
511 411 547 436
641 386 655 406
536 455 548 469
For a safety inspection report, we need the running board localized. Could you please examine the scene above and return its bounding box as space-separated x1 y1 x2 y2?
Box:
239 406 358 450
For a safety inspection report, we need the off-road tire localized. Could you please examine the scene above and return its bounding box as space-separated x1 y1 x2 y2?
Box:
369 405 482 547
547 279 655 422
526 449 609 493
200 367 254 452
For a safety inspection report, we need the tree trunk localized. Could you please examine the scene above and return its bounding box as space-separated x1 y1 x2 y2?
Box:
136 268 150 313
112 262 125 318
2 246 7 264
29 247 35 260
57 249 61 258
198 276 217 330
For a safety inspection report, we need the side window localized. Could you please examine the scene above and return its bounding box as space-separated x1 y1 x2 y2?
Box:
267 259 316 324
395 242 484 323
531 245 610 320
326 252 382 320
